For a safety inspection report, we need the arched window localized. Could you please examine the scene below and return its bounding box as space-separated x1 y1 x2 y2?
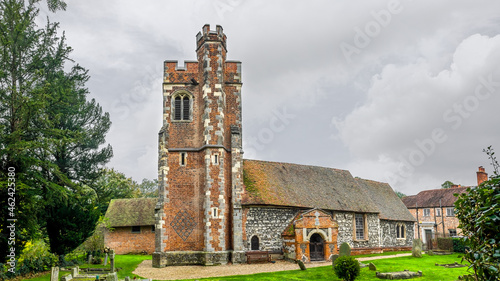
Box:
172 92 191 121
251 236 259 250
396 224 405 239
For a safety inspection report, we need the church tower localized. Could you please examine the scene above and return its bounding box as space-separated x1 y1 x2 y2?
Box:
153 25 245 267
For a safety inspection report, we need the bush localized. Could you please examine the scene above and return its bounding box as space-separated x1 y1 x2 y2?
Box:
333 256 361 281
91 256 103 264
452 238 466 253
17 240 58 275
437 237 453 251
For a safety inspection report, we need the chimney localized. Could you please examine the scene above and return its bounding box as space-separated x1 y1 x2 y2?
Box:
477 166 488 186
451 184 461 188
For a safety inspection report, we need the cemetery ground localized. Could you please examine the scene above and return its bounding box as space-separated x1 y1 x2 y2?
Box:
23 252 471 281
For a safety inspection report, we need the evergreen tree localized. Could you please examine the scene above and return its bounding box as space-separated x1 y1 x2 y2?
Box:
0 0 112 258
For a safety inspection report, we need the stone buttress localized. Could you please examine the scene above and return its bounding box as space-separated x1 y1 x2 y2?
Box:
153 24 244 267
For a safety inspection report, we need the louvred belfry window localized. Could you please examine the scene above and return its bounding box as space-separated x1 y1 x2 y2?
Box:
173 93 191 121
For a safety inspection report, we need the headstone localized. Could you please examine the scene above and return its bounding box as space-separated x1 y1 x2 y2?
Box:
107 272 118 281
412 239 423 258
104 253 108 266
297 260 306 270
110 249 115 272
50 267 59 281
339 242 351 256
125 277 131 281
368 262 377 271
71 266 79 277
88 254 92 264
331 254 339 269
61 275 73 281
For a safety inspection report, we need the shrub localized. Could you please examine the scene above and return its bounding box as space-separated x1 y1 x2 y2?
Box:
333 256 361 281
17 240 58 275
91 256 103 264
437 237 453 251
454 146 500 280
452 238 466 253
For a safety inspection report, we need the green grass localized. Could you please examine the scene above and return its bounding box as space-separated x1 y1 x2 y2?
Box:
167 254 471 281
23 254 151 281
23 253 471 281
352 250 411 258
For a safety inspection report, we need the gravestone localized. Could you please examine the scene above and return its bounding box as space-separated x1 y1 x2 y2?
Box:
71 266 79 277
107 272 118 281
369 262 377 271
412 239 423 258
104 253 108 266
331 254 339 269
339 242 351 256
110 249 115 272
88 254 92 264
297 260 306 270
61 275 73 281
50 267 59 281
125 277 131 281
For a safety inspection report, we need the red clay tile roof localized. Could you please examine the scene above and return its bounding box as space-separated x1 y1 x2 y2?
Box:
355 178 416 222
242 159 381 214
401 187 468 208
105 198 157 227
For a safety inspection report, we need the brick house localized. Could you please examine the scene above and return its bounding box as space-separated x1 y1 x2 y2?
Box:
150 24 416 267
401 166 488 248
104 198 156 254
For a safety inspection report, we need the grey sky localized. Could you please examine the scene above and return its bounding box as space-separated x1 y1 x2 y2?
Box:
44 0 500 195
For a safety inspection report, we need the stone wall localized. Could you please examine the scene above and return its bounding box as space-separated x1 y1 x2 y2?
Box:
104 226 155 254
244 207 298 251
335 212 380 249
380 220 414 247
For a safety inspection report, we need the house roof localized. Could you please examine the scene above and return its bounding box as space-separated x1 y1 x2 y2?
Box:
355 178 416 222
401 187 468 208
105 198 157 227
241 159 380 214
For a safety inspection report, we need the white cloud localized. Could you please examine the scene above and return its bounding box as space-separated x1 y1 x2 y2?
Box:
335 34 500 193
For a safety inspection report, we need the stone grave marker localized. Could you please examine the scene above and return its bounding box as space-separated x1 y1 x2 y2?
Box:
50 267 59 281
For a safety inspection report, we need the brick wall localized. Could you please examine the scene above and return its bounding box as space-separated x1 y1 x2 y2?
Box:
104 226 155 254
408 207 461 239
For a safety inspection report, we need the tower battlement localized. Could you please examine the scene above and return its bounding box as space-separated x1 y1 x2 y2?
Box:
196 24 227 51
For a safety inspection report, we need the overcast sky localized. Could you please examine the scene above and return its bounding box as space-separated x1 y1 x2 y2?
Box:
42 0 500 195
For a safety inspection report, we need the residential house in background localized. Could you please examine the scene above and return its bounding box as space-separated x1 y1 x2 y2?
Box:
401 166 488 248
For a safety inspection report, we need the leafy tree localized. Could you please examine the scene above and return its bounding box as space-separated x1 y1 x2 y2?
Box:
455 146 500 280
441 180 455 189
138 178 158 198
92 168 141 214
394 190 406 198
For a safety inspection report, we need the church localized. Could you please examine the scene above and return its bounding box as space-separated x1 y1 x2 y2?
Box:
150 24 415 267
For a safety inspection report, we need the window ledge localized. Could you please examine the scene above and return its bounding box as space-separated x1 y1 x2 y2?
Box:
354 239 368 242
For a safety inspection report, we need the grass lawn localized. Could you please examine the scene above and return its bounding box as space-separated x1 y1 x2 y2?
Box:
24 253 471 281
24 254 151 281
172 254 471 281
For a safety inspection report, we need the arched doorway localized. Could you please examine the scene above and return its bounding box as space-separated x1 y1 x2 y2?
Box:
309 233 324 261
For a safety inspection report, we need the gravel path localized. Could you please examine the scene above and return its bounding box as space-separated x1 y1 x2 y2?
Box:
133 253 412 280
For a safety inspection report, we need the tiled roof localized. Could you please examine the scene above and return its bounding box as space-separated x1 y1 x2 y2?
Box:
242 159 380 214
355 178 416 222
105 198 157 227
401 187 468 208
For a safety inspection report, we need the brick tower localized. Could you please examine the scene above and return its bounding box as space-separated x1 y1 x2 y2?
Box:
153 25 245 267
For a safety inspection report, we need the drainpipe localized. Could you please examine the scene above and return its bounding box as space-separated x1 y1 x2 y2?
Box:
416 202 420 240
440 199 445 236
